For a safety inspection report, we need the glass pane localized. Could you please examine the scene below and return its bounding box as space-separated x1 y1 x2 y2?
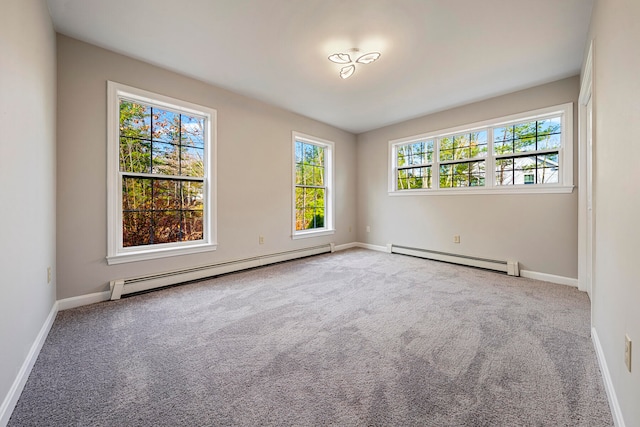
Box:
304 188 317 208
120 137 151 173
153 179 181 210
180 146 204 177
295 164 303 185
425 140 434 163
301 164 313 185
411 153 424 165
119 101 151 140
494 139 513 155
152 108 180 143
295 187 304 208
122 212 152 247
180 115 204 148
513 121 537 140
493 126 513 142
295 209 305 231
495 159 513 186
303 143 314 164
439 164 452 188
514 156 536 185
122 177 152 211
153 211 181 244
152 142 180 175
453 174 468 187
182 211 204 241
538 167 559 184
440 148 454 162
397 146 408 167
537 154 559 184
453 134 468 149
316 188 326 208
470 174 485 187
313 166 325 186
312 208 325 228
303 208 315 229
538 133 561 151
514 136 536 153
538 117 561 136
295 141 303 164
182 181 203 210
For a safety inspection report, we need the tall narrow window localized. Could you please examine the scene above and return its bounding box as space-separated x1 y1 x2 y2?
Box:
107 82 217 264
292 132 334 239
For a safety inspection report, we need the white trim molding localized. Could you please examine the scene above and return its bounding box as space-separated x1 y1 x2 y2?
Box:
519 270 578 287
106 81 218 265
355 242 389 253
0 304 58 427
57 291 112 311
592 328 626 427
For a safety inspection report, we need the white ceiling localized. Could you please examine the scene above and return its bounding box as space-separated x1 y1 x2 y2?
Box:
47 0 594 134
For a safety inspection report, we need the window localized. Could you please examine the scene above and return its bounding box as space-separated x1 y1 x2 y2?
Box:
389 103 573 195
107 82 217 264
292 132 334 239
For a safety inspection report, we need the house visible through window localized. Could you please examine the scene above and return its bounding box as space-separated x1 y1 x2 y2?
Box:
292 132 334 239
107 82 217 264
389 103 573 195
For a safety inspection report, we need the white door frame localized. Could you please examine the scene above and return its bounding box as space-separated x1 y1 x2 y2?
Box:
578 41 594 300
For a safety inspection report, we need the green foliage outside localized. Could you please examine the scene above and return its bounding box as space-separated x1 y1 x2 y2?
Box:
396 117 561 190
295 141 325 230
119 100 205 247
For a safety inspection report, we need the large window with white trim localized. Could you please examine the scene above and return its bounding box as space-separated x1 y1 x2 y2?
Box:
292 132 334 239
107 82 217 264
389 103 573 195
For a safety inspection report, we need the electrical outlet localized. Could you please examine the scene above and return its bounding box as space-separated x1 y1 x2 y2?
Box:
259 236 264 245
47 267 51 283
625 334 632 372
366 226 371 233
349 226 352 232
453 235 460 243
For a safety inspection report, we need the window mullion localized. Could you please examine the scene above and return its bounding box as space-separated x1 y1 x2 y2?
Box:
486 127 495 188
434 137 441 189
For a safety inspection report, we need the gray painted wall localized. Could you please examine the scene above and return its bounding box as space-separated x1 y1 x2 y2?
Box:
0 0 57 418
356 77 580 278
56 35 357 300
587 0 640 425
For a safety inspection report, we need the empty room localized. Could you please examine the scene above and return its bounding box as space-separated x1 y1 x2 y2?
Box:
1 0 639 425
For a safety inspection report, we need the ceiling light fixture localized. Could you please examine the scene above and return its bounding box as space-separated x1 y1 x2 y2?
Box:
328 48 381 79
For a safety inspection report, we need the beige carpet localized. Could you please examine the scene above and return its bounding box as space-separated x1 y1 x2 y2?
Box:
9 249 613 426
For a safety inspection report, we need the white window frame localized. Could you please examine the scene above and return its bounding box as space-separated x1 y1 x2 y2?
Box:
388 103 574 195
291 132 335 239
106 81 217 265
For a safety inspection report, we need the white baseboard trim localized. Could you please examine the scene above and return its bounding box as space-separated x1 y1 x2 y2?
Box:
0 303 58 427
355 242 389 253
592 328 626 427
333 242 359 251
57 291 111 311
520 270 578 287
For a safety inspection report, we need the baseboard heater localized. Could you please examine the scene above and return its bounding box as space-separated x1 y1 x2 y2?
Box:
109 244 333 300
390 244 519 276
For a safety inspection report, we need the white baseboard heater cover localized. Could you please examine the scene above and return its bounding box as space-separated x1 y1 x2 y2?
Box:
109 244 333 300
391 244 519 276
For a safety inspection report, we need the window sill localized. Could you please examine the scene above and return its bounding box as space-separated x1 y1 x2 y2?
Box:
106 242 218 265
388 185 574 196
291 229 335 240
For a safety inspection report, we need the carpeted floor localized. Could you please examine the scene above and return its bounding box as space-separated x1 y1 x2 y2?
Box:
9 249 613 426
